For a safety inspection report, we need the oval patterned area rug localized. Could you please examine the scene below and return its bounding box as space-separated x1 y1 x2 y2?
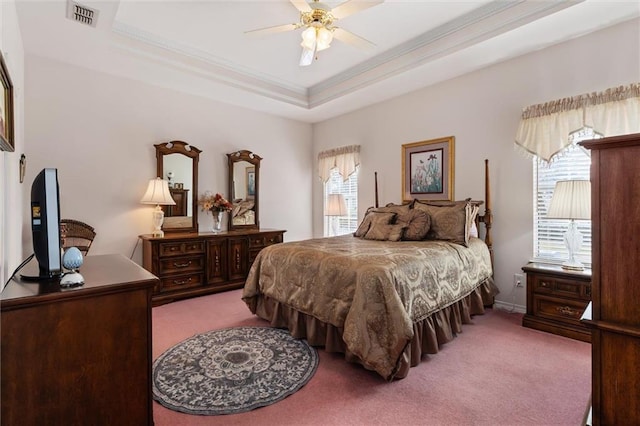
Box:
152 326 319 415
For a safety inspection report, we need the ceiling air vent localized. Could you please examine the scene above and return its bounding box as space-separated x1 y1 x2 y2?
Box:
66 0 99 27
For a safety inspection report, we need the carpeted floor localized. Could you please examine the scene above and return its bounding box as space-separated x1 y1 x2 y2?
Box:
153 289 591 426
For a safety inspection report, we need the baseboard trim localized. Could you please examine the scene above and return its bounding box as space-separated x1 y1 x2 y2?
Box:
493 300 526 314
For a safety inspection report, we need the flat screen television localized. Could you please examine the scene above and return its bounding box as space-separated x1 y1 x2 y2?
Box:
28 168 62 279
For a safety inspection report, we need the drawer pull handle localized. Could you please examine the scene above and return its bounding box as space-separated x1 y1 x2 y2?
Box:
556 306 579 317
173 261 192 268
172 278 192 285
540 281 550 288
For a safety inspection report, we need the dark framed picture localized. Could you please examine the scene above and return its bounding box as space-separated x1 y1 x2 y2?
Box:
246 166 255 199
402 136 455 202
0 51 14 152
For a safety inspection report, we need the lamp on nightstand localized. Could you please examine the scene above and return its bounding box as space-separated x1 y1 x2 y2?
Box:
547 180 591 271
140 177 176 238
325 193 347 236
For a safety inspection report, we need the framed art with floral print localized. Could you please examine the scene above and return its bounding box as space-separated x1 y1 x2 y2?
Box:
402 136 455 202
0 51 14 152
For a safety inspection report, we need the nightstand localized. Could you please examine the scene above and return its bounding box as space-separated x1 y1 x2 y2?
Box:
522 262 592 342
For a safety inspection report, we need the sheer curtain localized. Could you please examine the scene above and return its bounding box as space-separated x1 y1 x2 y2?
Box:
317 145 360 182
515 83 640 162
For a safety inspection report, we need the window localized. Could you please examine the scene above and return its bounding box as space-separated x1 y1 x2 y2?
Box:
533 127 601 266
324 167 358 236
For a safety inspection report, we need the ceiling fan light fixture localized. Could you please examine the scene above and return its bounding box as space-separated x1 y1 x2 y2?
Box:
300 26 317 50
316 27 333 51
247 0 383 66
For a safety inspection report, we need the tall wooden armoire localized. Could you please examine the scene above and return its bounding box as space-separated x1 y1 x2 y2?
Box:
581 133 640 425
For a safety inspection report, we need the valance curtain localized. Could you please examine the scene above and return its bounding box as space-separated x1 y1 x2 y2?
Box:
318 145 360 182
515 83 640 162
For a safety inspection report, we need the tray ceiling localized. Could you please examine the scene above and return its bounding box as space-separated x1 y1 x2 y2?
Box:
15 0 640 122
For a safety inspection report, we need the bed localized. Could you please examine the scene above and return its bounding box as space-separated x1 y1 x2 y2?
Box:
242 160 497 380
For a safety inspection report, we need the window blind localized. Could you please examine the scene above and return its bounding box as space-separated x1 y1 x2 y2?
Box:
324 167 358 236
533 128 600 266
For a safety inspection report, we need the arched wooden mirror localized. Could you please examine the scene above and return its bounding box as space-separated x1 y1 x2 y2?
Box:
227 150 261 231
155 141 201 234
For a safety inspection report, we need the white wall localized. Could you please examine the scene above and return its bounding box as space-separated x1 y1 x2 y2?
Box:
1 0 25 286
8 14 640 309
312 19 640 310
23 56 313 264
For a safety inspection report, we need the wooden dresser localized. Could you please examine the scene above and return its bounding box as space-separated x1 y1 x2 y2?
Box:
141 228 285 305
580 133 640 425
0 254 157 426
522 262 591 342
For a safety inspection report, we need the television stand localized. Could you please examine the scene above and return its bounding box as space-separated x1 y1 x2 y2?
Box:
1 254 158 426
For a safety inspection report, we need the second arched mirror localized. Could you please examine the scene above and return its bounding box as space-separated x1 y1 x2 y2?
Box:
156 140 201 234
228 150 261 231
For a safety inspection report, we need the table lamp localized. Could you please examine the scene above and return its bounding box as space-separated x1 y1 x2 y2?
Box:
547 180 591 270
141 177 176 238
325 193 347 236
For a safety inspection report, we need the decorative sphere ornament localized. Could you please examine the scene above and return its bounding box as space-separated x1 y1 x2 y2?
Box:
63 247 84 270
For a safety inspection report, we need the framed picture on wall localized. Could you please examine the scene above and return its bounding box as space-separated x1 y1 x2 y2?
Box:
246 166 255 199
401 136 455 202
0 51 14 152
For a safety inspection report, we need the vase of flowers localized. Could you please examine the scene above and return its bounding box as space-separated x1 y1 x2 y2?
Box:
199 191 233 233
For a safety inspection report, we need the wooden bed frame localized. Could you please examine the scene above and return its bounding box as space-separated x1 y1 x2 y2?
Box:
244 159 496 380
375 158 493 264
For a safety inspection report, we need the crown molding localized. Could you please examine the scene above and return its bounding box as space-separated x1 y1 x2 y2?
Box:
110 0 584 111
307 0 583 108
111 20 310 108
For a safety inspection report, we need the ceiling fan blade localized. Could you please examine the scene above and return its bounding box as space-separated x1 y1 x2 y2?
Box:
332 27 376 51
299 47 315 66
245 23 299 36
290 0 312 13
331 0 384 20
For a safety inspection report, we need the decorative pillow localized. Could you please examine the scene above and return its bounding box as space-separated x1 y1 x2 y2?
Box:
354 211 396 238
465 203 480 243
468 221 479 239
414 198 483 245
396 209 431 241
413 198 471 208
363 223 405 241
371 202 412 215
414 202 467 245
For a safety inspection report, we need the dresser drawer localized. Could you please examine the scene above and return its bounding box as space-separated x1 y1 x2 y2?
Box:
158 255 205 275
158 241 205 257
531 274 589 300
532 295 589 324
249 232 283 249
160 272 205 291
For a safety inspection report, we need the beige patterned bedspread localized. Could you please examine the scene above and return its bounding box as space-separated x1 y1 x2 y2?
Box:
243 235 493 379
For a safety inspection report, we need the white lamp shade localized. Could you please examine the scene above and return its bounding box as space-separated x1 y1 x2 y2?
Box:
325 193 347 216
547 180 591 220
140 178 176 205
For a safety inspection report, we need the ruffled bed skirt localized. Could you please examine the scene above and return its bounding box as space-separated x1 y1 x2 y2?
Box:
246 278 498 380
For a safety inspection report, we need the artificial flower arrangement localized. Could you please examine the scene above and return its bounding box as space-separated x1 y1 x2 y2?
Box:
199 191 233 213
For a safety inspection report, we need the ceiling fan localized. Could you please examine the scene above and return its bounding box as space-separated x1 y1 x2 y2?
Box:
245 0 384 66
